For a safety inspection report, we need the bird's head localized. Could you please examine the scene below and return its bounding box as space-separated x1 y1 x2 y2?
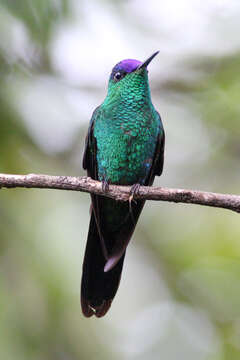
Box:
104 51 159 105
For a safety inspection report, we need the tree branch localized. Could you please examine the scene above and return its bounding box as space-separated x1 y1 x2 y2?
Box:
0 173 239 214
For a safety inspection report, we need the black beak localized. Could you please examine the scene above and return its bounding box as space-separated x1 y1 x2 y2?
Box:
137 51 159 70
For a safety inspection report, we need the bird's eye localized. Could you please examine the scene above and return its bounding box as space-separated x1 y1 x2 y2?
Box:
114 72 123 81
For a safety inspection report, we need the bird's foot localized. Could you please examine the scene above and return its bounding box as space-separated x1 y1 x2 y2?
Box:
129 183 141 226
130 183 141 199
102 179 109 192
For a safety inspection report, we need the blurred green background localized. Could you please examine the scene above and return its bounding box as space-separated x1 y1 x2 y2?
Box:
1 0 240 359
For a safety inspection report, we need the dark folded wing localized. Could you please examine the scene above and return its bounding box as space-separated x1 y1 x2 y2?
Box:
83 106 99 177
104 113 165 271
82 106 108 259
148 112 165 183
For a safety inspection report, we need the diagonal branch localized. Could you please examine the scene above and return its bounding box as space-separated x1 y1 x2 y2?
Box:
0 173 240 214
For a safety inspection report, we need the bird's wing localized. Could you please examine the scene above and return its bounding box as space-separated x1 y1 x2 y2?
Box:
83 106 109 259
104 113 165 271
83 106 99 176
148 112 165 183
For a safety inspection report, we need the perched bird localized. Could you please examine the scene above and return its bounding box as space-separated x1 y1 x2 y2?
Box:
81 51 165 317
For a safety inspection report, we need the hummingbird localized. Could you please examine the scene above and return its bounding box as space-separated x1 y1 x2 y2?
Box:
81 51 165 317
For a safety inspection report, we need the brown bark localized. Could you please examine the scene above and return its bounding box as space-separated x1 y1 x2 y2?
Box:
0 173 239 214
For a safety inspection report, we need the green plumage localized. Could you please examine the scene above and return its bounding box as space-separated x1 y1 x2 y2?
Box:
81 53 165 317
94 70 161 185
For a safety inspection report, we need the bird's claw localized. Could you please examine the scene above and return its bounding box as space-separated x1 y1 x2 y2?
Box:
102 179 109 192
130 183 141 196
129 183 141 205
128 183 141 225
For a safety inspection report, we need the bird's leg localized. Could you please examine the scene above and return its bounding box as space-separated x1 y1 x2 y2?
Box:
130 183 141 197
129 183 141 225
102 178 109 192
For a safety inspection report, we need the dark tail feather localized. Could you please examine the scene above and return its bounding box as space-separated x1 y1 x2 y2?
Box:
81 213 125 317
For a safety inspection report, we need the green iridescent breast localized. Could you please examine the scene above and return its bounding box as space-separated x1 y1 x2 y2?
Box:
93 103 161 185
